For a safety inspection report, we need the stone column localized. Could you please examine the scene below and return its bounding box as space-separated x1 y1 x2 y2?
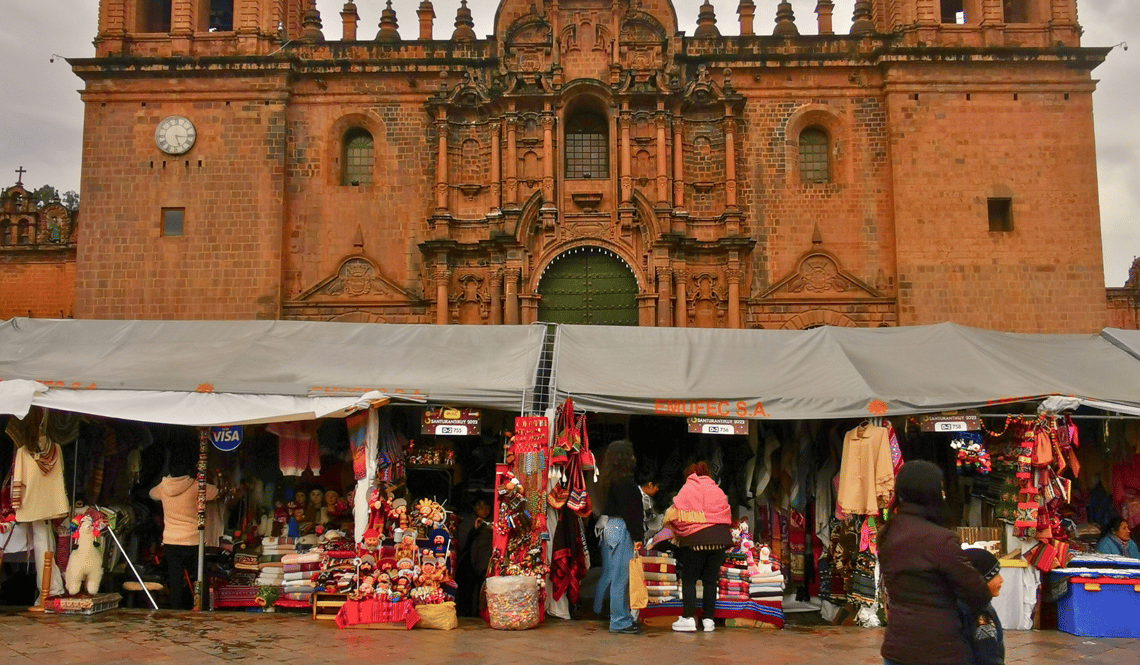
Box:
657 267 672 328
505 115 518 208
435 109 449 213
726 267 743 329
655 111 669 205
489 269 503 325
738 0 756 35
672 113 685 210
417 0 435 40
620 105 632 203
491 122 502 210
434 266 451 325
674 267 688 328
724 110 737 210
541 110 555 203
503 267 520 325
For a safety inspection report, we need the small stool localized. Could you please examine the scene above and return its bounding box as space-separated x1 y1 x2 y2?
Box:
122 580 166 608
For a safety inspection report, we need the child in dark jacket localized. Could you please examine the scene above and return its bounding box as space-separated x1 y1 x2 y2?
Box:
960 548 1005 665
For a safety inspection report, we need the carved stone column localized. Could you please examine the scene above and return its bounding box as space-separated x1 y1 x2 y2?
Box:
434 265 452 325
491 122 502 211
726 267 743 329
657 267 672 328
674 266 689 328
503 267 520 325
655 111 669 206
541 110 555 204
341 2 360 41
620 104 633 203
505 115 519 208
724 110 737 210
490 268 503 325
435 109 449 213
672 112 685 211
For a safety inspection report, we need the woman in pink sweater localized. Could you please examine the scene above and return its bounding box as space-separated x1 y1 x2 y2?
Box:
662 462 733 632
150 454 217 610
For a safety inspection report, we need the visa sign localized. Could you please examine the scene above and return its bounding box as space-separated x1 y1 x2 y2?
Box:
209 425 243 451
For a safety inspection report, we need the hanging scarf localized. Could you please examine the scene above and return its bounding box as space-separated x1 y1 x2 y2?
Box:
32 442 59 475
1106 533 1132 557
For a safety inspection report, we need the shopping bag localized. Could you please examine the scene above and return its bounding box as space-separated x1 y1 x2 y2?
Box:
629 554 648 610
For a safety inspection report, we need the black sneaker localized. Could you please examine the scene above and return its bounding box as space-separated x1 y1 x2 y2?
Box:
609 624 642 635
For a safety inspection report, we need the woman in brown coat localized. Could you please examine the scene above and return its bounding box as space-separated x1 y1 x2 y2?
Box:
879 460 992 665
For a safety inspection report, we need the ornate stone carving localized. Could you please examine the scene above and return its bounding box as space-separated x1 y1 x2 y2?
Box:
786 255 849 294
326 258 391 297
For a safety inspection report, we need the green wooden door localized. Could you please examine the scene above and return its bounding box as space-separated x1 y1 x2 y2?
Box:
537 249 639 325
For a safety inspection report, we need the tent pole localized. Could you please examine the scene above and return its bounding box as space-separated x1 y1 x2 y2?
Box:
195 428 207 611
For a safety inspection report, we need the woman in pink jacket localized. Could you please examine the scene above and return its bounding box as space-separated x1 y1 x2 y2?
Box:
663 462 733 632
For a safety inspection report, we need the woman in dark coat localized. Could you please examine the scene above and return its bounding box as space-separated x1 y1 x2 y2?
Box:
879 460 992 665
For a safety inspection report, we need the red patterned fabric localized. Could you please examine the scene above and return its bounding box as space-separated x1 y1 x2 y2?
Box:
335 598 419 629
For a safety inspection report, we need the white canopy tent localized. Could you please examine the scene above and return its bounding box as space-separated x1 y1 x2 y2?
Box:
0 318 548 426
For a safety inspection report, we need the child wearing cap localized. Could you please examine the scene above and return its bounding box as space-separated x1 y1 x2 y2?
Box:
960 548 1005 665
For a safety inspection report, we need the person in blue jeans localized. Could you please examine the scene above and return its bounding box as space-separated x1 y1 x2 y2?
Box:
592 440 644 634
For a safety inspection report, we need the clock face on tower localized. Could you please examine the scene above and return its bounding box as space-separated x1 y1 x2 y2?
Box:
155 116 196 155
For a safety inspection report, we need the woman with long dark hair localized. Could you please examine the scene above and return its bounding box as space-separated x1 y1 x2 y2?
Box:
592 440 644 634
663 461 733 632
879 460 991 665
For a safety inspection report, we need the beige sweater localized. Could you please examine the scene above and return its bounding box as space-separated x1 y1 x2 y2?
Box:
150 476 219 546
13 443 69 523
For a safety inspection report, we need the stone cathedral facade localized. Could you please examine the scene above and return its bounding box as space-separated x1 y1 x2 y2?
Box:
71 0 1110 332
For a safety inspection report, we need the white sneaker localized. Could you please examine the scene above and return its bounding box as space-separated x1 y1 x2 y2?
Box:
672 616 697 632
702 618 715 632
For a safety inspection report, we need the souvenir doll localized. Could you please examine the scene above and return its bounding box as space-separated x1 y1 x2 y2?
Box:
395 529 418 562
375 572 393 601
359 528 381 555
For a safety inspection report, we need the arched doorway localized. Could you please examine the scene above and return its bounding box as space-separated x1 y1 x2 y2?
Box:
537 248 639 325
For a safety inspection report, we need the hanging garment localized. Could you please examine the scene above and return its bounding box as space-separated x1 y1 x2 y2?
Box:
13 442 69 523
267 421 321 477
836 424 895 516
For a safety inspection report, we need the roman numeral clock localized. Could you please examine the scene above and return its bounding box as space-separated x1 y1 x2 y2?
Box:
154 115 196 155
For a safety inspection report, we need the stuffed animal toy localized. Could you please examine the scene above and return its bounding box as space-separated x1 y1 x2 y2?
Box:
64 511 107 596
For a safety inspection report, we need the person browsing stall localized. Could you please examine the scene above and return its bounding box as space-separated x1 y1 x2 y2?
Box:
663 461 733 633
878 460 992 665
594 440 644 635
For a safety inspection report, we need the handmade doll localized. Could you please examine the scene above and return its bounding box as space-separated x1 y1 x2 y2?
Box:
359 528 381 555
395 529 418 562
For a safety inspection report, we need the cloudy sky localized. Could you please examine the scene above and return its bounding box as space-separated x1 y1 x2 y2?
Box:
2 1 1134 284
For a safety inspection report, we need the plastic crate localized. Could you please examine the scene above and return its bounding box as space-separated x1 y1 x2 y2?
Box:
1055 575 1140 638
45 593 122 615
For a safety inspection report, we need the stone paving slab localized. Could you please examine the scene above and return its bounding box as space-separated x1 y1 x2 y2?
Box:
0 609 1137 664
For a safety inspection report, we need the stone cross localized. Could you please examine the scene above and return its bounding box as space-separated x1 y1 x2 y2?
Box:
15 166 26 185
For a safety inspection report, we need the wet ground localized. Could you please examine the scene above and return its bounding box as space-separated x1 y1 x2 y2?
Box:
2 608 1137 664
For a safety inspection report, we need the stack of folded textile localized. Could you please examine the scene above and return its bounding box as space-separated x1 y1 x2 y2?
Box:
718 553 751 602
641 554 679 603
746 547 785 602
231 553 260 586
255 537 296 587
278 550 322 601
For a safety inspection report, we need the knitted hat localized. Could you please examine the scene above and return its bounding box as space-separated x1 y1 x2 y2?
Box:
963 547 1001 582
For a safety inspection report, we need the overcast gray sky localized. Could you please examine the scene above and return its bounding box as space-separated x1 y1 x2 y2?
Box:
2 1 1134 285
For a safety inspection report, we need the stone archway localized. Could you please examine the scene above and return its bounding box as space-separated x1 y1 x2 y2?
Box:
536 247 639 325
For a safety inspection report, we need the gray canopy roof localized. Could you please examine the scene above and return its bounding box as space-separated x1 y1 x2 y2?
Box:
4 318 1140 424
551 323 1140 420
0 318 546 411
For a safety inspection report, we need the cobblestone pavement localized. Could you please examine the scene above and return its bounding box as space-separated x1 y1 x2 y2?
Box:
1 609 1137 664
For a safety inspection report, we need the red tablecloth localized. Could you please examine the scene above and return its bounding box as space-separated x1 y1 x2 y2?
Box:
335 598 420 629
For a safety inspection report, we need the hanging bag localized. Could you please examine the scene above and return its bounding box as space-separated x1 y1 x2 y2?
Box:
552 398 580 466
566 455 593 518
628 553 648 611
577 413 596 476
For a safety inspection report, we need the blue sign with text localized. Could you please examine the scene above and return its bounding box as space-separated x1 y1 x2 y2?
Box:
209 425 243 451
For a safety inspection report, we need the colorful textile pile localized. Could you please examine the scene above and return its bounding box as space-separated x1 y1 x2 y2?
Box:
641 554 678 603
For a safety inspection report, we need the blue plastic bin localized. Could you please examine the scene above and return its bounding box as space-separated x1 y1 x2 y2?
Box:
1055 573 1140 638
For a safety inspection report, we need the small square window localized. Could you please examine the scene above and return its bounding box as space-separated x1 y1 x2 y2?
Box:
162 208 184 237
988 198 1012 232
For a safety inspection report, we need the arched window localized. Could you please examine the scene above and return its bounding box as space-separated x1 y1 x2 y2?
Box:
208 0 234 32
565 111 609 179
16 220 31 245
0 219 10 246
137 1 173 33
798 128 830 184
342 128 374 186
